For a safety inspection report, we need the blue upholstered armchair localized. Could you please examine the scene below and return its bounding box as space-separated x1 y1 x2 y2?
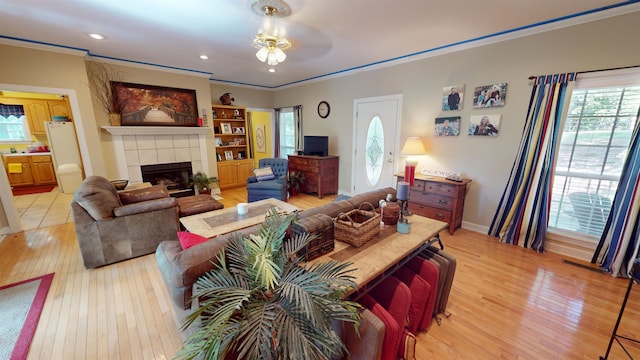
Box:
246 158 289 202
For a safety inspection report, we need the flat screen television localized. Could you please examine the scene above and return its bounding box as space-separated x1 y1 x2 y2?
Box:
303 136 329 157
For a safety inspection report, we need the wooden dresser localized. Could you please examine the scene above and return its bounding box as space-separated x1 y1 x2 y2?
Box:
396 174 471 235
288 155 339 199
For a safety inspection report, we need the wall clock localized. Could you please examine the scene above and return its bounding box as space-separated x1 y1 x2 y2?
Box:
317 101 330 118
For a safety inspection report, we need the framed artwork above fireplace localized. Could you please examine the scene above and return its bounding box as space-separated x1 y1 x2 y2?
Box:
112 82 198 126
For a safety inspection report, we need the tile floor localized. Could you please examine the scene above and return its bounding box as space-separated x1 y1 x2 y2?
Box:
13 186 75 230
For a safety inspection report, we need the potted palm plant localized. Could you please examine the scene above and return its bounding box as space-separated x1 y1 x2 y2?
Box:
176 208 361 360
189 171 219 195
287 171 306 197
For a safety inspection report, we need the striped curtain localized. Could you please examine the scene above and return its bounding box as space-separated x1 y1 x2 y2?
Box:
592 117 640 278
489 73 577 251
274 108 281 158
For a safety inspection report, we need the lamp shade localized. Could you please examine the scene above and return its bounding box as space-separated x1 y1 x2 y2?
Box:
401 137 426 155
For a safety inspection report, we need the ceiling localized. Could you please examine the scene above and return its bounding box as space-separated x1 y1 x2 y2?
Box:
1 1 639 89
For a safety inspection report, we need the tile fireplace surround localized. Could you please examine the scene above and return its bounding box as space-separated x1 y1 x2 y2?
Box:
102 126 211 184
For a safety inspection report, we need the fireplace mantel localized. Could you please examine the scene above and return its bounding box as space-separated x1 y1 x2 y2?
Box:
101 126 210 136
102 126 211 183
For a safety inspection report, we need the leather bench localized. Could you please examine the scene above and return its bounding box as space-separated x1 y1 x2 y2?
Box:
176 194 224 217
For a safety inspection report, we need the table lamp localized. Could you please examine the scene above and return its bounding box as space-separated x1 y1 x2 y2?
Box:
401 137 426 186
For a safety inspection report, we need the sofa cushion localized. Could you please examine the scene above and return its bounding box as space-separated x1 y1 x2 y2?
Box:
393 266 430 333
178 231 211 250
253 166 276 181
119 184 170 205
399 328 417 360
299 200 354 219
73 176 122 220
361 294 400 360
347 187 396 209
343 309 385 360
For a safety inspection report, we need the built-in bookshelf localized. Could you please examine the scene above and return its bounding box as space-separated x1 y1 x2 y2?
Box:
212 104 253 188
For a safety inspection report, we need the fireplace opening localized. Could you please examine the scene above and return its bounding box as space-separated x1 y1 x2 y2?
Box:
141 162 194 198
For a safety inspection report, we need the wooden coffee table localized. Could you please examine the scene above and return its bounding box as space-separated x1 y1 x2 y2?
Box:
179 198 300 238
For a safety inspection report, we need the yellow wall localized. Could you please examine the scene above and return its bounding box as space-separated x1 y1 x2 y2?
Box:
248 111 272 168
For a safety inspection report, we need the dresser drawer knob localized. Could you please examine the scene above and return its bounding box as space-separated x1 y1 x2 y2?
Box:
436 213 445 218
438 200 448 205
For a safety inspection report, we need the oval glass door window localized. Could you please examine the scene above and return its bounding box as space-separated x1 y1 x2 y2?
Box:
365 116 384 186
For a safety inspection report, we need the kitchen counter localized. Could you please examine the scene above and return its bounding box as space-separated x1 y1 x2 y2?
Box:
2 152 52 157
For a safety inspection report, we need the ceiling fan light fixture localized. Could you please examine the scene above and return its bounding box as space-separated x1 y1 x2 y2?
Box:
252 33 291 66
256 46 269 62
250 0 291 66
273 47 286 62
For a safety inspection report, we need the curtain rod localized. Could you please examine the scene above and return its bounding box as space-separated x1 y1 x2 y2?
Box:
528 65 640 80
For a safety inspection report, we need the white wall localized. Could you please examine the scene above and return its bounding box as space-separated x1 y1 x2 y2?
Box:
272 11 640 230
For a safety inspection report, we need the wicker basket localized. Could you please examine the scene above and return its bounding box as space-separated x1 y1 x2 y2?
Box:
334 202 381 247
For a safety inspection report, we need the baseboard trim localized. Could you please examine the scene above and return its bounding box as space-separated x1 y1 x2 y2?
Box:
460 221 595 262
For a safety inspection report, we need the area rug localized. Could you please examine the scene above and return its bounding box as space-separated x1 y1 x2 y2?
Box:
0 273 54 360
11 186 55 196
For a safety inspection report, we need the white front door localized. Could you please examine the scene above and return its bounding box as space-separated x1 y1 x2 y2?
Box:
352 95 402 195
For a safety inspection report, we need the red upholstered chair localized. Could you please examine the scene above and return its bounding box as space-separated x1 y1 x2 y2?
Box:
406 256 439 332
393 266 431 333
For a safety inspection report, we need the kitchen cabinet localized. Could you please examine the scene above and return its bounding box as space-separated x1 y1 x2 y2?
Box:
31 155 57 185
3 155 34 186
396 174 471 235
48 99 72 119
24 100 49 134
3 154 57 187
288 155 339 199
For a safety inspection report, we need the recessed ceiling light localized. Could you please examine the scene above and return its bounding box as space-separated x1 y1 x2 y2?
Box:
200 55 208 60
88 33 105 40
268 68 276 73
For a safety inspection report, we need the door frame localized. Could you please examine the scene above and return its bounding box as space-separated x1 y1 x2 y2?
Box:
351 94 403 195
0 83 91 234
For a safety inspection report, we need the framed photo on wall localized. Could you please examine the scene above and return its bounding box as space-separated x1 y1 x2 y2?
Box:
473 83 507 108
442 84 465 111
224 150 234 160
112 82 198 126
434 116 461 136
221 122 232 134
469 114 501 136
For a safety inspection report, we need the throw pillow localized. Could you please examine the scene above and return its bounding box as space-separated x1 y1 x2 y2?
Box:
177 231 210 250
253 166 276 181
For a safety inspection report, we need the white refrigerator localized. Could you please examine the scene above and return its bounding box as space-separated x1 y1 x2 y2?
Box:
45 121 83 193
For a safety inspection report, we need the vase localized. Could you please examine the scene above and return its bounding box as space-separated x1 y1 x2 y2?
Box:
109 113 121 126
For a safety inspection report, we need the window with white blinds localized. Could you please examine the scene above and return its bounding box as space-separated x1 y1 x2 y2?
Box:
549 68 640 239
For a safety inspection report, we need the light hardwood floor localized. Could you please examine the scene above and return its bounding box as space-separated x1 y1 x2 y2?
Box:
1 186 639 359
